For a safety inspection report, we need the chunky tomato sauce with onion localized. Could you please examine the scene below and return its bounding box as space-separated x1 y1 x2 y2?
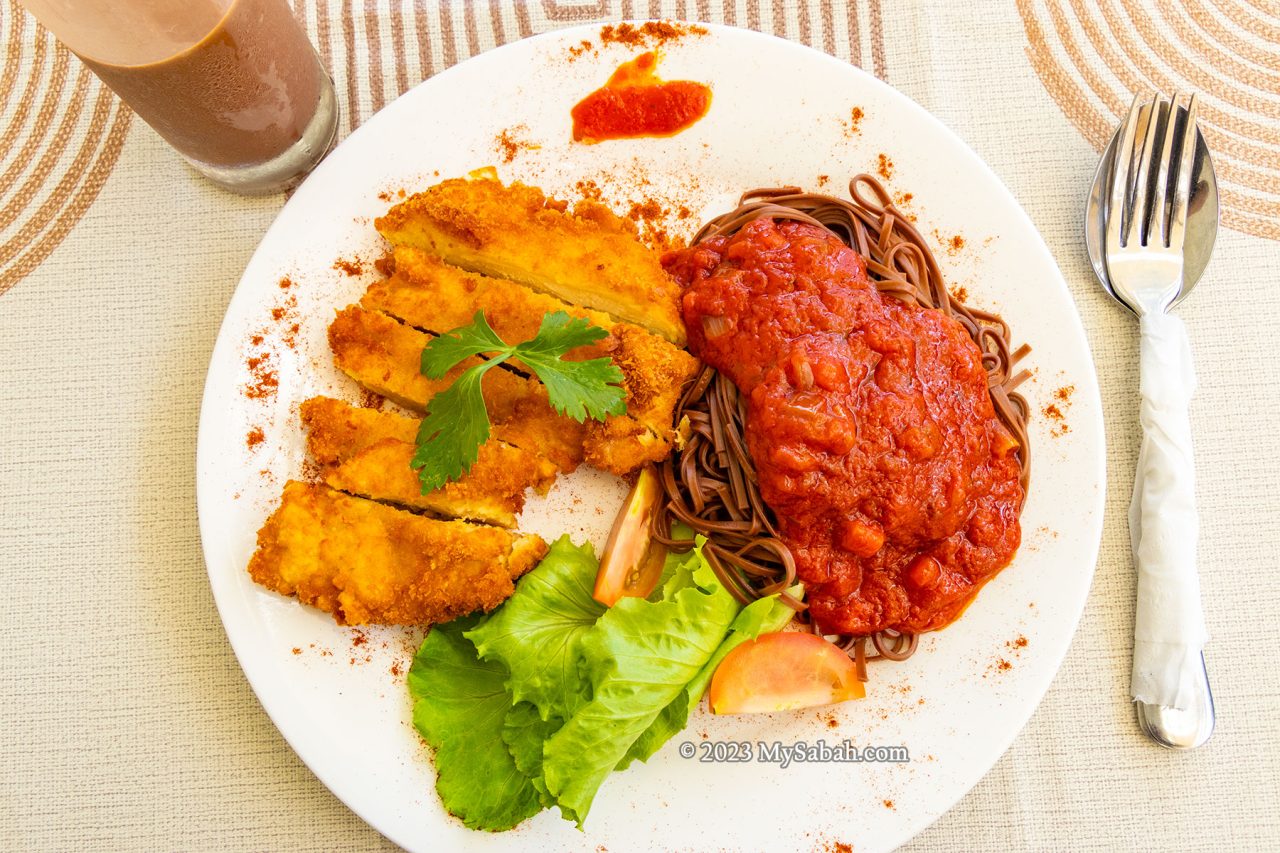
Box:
664 219 1023 635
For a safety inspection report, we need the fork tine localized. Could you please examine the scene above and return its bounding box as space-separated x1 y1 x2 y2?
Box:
1107 95 1145 253
1151 93 1180 248
1127 94 1164 247
1169 93 1200 253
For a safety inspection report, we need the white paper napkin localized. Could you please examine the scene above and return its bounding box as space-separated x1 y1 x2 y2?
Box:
1129 309 1209 710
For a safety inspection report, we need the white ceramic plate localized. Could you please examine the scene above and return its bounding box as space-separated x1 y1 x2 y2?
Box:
197 23 1105 853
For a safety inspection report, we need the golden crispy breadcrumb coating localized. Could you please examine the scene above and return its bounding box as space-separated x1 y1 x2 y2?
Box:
300 396 558 528
301 395 418 463
594 321 699 446
328 304 681 476
375 177 686 344
363 248 698 464
367 246 619 345
247 481 547 625
245 178 709 631
327 305 586 472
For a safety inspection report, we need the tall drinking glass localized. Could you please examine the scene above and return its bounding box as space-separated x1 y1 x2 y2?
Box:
18 0 339 194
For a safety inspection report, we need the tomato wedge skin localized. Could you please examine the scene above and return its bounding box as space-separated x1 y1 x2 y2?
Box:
594 466 667 606
708 632 866 714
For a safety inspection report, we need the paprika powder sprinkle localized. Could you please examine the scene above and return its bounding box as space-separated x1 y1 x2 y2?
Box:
844 106 864 136
333 257 364 276
493 124 539 163
244 353 277 400
877 152 894 180
598 21 707 49
571 52 711 144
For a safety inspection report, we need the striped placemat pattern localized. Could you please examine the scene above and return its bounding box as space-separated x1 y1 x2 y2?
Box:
0 0 131 296
1018 0 1280 240
4 0 1279 298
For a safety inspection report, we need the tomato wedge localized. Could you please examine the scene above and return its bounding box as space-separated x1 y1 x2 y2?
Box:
708 632 865 714
594 466 667 606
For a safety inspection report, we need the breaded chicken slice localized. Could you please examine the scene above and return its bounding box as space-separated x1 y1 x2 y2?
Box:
327 305 586 472
363 247 700 447
368 245 619 346
247 481 547 626
329 305 673 477
300 396 558 528
597 322 700 447
301 395 418 459
374 177 686 345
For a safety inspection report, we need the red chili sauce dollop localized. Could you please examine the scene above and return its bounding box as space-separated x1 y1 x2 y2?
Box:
664 220 1024 636
570 51 711 143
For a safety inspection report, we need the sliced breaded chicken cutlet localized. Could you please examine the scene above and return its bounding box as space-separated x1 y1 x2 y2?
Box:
300 396 558 528
363 246 700 455
327 305 587 472
248 481 547 626
374 177 687 345
330 303 679 476
247 179 702 628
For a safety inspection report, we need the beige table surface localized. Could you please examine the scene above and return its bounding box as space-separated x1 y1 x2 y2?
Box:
2 0 1279 850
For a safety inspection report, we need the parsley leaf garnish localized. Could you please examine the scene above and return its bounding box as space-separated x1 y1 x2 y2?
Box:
412 311 626 493
420 311 509 379
412 361 503 492
515 313 626 422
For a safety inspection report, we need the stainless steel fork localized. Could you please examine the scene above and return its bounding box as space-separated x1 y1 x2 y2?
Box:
1101 92 1215 749
1105 94 1200 314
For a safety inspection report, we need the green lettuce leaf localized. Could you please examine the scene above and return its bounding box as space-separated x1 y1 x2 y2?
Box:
541 543 742 826
407 615 543 831
501 701 557 802
658 546 699 600
620 586 802 767
467 536 605 722
407 535 801 833
685 583 804 704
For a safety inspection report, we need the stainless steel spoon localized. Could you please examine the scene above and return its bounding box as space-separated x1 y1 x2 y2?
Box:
1086 96 1218 750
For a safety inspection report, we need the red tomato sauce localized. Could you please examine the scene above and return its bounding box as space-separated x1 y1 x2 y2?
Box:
664 219 1023 636
570 51 711 143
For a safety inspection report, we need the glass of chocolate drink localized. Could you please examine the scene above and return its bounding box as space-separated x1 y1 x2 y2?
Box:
19 0 339 194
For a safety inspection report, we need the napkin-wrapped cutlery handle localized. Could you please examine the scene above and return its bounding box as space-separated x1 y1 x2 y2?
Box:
1129 309 1214 749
